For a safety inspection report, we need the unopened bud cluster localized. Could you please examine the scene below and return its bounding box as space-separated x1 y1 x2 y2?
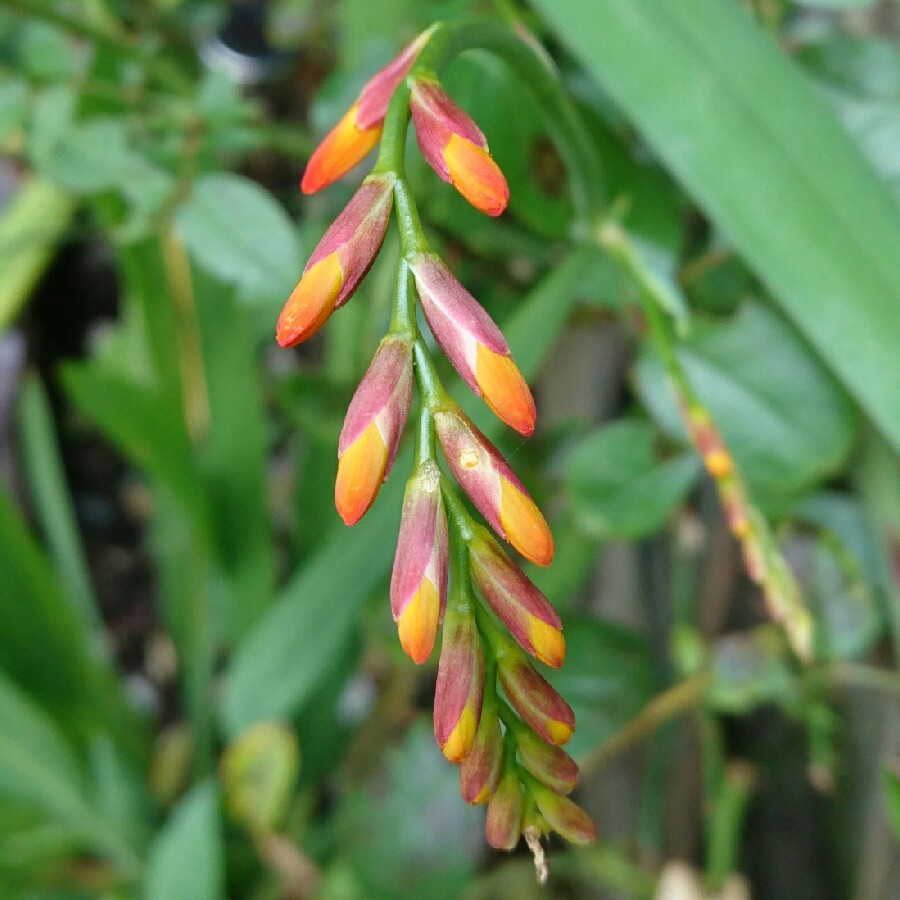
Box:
277 24 595 854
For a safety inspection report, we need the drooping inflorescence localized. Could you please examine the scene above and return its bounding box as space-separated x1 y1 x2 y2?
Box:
277 24 596 860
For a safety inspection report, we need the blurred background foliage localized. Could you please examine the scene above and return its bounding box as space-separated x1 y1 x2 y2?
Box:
0 0 899 897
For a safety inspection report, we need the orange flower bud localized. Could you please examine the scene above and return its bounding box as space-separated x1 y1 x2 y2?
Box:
460 712 503 804
469 532 564 667
391 461 448 663
434 609 484 763
410 77 509 216
277 175 394 348
498 655 575 746
517 731 579 795
412 254 535 435
335 336 413 525
434 407 553 565
301 28 435 193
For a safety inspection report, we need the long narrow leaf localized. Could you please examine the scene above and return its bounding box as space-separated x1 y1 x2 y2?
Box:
533 0 900 451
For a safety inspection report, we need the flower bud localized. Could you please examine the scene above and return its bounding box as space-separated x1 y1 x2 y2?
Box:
498 655 575 746
277 175 394 347
531 783 597 845
485 769 524 850
434 609 484 763
410 77 509 216
301 28 435 193
433 407 553 566
335 336 413 525
460 711 503 804
390 461 448 663
411 254 535 435
469 532 564 667
517 731 579 794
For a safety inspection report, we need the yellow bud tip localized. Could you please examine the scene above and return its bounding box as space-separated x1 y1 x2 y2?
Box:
704 450 733 478
442 706 478 763
397 579 440 664
475 346 535 436
276 254 343 347
549 720 573 746
335 421 388 526
301 104 382 194
472 786 491 805
528 617 566 669
499 479 554 567
444 134 509 217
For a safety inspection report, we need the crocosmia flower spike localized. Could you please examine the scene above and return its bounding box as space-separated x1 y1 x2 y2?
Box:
335 336 413 525
391 461 448 663
277 175 394 347
434 407 554 566
302 28 435 193
410 76 510 216
411 253 535 435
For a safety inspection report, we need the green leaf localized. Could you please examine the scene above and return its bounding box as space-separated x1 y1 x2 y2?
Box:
801 35 900 204
0 673 137 868
546 618 656 760
175 173 300 306
636 303 858 504
193 268 274 637
885 769 900 842
143 781 223 900
532 0 900 452
565 418 699 539
17 375 99 631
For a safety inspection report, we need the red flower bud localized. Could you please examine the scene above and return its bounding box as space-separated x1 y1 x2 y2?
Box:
434 609 484 763
469 532 564 668
335 336 413 525
498 655 575 746
460 711 503 804
277 175 394 347
301 28 435 193
485 769 524 850
517 731 579 794
410 77 509 216
434 407 553 566
412 254 535 435
390 461 448 663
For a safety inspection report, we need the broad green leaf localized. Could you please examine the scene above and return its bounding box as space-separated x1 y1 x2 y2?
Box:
565 418 699 539
175 173 300 306
546 618 656 761
143 781 223 900
18 375 99 631
223 249 596 734
636 303 858 504
532 0 900 452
